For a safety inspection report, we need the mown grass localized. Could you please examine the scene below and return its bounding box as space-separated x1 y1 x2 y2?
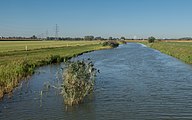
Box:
0 41 100 52
0 41 110 98
143 41 192 64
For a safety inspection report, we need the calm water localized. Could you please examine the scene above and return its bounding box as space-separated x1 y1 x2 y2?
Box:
0 43 192 120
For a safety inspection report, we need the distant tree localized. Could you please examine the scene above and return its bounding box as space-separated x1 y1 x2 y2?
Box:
95 37 102 40
31 35 37 39
84 36 94 40
109 37 113 40
148 36 156 43
120 37 126 40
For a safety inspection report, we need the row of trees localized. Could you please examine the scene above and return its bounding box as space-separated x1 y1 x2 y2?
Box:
1 35 192 41
0 35 38 40
0 35 127 41
54 36 126 40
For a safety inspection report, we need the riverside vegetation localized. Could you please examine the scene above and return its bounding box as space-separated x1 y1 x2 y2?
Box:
102 40 121 48
0 41 111 99
143 41 192 64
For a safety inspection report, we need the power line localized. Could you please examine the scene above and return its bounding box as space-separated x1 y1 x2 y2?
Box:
46 30 48 38
55 24 59 40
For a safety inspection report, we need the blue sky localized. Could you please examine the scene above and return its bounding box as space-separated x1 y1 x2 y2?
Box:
0 0 192 38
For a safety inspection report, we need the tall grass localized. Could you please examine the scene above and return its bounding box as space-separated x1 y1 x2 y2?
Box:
62 60 96 106
0 60 35 98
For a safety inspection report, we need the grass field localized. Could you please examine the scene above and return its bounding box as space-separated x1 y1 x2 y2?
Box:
0 40 109 98
144 41 192 64
0 41 100 52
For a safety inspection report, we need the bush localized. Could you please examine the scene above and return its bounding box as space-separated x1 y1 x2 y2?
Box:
148 36 156 43
62 60 96 106
102 41 119 48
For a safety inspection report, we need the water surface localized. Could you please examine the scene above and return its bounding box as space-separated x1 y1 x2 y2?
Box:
0 43 192 120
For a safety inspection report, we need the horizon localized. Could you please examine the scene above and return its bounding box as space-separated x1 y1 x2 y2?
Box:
1 0 192 39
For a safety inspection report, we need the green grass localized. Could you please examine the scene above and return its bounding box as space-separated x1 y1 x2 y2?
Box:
144 41 192 64
0 40 109 98
0 41 100 52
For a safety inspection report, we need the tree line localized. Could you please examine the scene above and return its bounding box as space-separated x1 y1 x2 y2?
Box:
0 35 127 41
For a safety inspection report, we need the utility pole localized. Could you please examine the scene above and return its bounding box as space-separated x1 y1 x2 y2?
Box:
46 30 48 37
55 24 59 40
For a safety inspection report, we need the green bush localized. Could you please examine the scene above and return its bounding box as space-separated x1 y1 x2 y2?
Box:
102 41 119 48
148 36 156 43
62 60 96 106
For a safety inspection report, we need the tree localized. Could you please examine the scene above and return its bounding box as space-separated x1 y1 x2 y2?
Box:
31 35 37 39
109 37 113 40
95 37 102 40
84 36 94 40
148 36 156 43
120 37 126 40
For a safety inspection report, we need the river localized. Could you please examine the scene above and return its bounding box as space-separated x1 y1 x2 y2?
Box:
0 43 192 120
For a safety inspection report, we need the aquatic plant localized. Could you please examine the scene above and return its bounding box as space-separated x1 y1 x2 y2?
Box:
62 60 96 106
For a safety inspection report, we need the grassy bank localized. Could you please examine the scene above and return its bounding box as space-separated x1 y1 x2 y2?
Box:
144 41 192 64
0 41 110 99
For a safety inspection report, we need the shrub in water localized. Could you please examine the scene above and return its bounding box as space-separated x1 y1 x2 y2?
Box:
62 60 96 106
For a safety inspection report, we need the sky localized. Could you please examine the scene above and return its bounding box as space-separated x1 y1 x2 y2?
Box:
0 0 192 39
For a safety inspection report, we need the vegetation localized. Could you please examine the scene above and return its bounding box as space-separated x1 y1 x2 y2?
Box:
102 41 119 48
0 41 101 52
0 41 110 99
120 40 127 44
0 60 35 97
148 36 156 43
84 36 94 40
62 60 96 106
143 41 192 64
120 37 126 40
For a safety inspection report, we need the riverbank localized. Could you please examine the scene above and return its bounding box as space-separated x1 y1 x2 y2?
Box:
142 41 192 64
0 41 110 99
